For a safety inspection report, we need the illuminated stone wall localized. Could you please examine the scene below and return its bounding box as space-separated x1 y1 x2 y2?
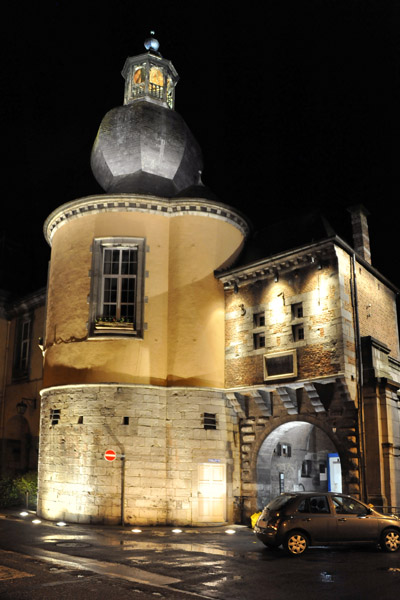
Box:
38 384 240 525
225 256 346 388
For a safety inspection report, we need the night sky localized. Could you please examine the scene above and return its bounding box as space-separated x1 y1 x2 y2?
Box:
2 1 398 293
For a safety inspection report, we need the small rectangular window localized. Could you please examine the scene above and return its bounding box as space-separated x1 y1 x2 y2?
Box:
292 324 305 341
281 443 291 458
13 317 32 380
123 416 130 425
50 409 61 426
253 312 265 327
253 332 266 349
203 413 217 430
301 460 312 478
292 302 303 319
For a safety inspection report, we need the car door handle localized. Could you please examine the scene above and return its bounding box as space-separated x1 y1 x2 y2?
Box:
338 518 347 522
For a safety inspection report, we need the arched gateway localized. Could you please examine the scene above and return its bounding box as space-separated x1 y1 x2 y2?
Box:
227 378 361 523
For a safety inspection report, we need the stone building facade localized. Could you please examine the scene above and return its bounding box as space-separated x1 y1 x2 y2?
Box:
8 37 398 526
0 289 45 477
217 221 400 520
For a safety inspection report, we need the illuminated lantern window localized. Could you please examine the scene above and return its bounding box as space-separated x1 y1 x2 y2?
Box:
132 66 146 98
149 66 164 99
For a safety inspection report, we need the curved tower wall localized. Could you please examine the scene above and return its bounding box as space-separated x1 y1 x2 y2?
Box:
43 196 244 388
38 195 246 525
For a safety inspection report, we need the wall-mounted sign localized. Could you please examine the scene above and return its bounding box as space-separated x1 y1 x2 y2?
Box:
104 449 117 462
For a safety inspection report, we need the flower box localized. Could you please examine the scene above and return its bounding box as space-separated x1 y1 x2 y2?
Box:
95 320 134 330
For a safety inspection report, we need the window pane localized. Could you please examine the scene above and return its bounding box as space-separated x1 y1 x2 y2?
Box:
103 304 116 318
103 249 112 274
121 278 135 303
111 250 119 274
103 278 117 303
121 249 137 275
120 304 134 320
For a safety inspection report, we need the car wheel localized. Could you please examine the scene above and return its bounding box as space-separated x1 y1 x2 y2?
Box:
381 528 400 552
285 531 308 556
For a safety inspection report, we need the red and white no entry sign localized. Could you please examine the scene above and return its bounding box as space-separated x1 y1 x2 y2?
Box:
104 449 117 462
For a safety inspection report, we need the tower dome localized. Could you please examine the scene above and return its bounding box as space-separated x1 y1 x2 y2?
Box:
91 36 203 196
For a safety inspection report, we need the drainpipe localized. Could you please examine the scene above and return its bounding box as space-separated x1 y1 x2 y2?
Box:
350 252 367 501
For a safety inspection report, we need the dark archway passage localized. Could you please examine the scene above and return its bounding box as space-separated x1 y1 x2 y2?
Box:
256 421 341 509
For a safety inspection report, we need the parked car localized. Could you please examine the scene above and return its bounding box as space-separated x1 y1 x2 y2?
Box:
254 492 400 555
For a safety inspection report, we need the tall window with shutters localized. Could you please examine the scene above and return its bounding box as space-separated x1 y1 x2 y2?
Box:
90 238 145 337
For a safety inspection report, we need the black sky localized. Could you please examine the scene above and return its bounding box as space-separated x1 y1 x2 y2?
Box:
2 0 398 292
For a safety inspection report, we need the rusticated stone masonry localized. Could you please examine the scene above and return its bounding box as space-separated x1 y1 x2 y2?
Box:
226 376 360 522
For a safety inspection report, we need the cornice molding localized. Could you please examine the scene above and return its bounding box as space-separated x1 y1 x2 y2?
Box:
44 194 250 245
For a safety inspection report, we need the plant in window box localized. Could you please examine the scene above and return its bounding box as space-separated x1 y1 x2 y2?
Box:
95 316 134 330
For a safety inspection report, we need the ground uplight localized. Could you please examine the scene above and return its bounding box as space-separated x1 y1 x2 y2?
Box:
20 511 29 517
56 521 67 527
131 528 142 533
172 528 182 534
225 529 236 534
32 519 41 524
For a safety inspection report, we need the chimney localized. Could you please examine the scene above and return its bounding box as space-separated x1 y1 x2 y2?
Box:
347 205 371 264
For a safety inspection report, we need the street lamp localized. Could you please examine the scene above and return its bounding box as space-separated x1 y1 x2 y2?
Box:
16 397 37 415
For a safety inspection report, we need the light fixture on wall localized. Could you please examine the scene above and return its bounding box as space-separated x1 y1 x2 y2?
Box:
233 281 239 294
16 397 37 415
274 271 279 283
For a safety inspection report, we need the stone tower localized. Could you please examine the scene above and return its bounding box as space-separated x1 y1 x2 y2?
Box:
37 35 249 525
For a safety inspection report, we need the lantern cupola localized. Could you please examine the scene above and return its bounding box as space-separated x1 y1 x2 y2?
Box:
122 33 178 109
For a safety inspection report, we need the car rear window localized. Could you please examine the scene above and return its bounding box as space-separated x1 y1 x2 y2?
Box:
266 495 296 511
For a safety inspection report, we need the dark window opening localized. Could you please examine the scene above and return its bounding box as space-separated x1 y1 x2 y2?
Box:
292 302 303 319
78 416 83 424
253 312 265 327
301 459 312 477
275 443 291 457
123 416 130 425
203 413 217 430
253 332 265 349
292 324 304 341
50 409 61 426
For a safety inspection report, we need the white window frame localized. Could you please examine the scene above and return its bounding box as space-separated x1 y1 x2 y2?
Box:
89 237 145 337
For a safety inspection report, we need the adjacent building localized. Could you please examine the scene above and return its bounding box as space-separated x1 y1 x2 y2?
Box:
0 289 45 478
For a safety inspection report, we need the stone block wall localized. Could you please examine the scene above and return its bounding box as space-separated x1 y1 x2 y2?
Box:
38 384 240 525
225 258 344 388
356 263 400 360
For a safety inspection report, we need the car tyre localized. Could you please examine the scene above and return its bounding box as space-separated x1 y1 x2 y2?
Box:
381 528 400 552
285 531 309 556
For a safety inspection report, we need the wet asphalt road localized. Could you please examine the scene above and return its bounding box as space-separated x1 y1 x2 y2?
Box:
0 510 399 599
